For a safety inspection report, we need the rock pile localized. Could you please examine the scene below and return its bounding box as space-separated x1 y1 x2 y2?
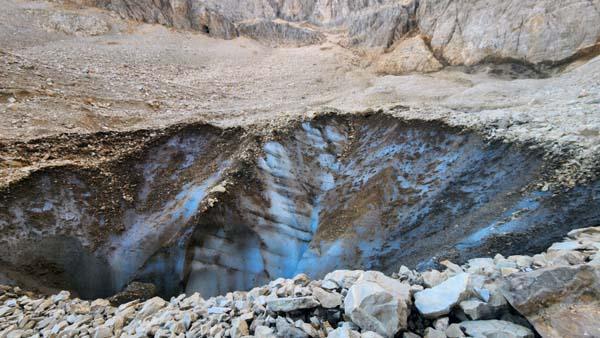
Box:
1 226 599 337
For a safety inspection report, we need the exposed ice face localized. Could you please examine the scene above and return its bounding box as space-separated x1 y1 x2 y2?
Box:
1 117 599 299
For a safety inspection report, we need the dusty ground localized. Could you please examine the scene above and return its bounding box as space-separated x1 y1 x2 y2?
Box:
0 0 599 186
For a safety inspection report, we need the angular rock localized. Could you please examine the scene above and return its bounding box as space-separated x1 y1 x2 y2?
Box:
423 327 445 338
445 323 465 338
344 281 408 337
459 320 533 338
328 326 361 338
275 316 309 338
255 325 276 338
415 273 470 318
231 317 249 338
312 287 342 308
266 296 319 312
324 270 364 289
135 297 167 319
501 264 600 338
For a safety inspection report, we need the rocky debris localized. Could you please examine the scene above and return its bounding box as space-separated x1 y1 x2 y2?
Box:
0 226 598 337
376 36 444 74
41 11 111 36
237 20 325 47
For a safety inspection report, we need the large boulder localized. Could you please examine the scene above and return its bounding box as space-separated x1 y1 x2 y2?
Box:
501 264 600 337
414 273 470 318
417 0 600 66
344 281 409 337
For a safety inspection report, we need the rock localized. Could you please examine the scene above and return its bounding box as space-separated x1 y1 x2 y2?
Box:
415 273 470 318
433 317 449 331
275 316 309 338
417 0 600 65
545 249 587 266
324 270 364 289
109 281 157 306
136 297 167 319
459 320 533 338
255 325 276 338
321 280 339 290
423 327 445 338
231 317 249 338
266 296 319 312
421 270 446 288
344 281 408 337
445 324 465 338
402 332 420 338
328 326 361 338
361 331 384 338
93 325 113 338
312 287 342 308
237 20 325 47
355 271 411 304
501 264 600 338
194 6 238 39
466 258 496 277
345 3 415 48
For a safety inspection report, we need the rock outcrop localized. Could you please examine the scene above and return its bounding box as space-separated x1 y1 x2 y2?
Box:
1 226 598 337
71 0 600 67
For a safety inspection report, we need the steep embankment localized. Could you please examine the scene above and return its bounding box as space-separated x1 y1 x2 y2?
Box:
1 114 598 299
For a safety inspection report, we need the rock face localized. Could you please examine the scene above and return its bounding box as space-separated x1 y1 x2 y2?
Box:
417 0 600 66
375 36 443 74
237 20 325 46
74 0 600 66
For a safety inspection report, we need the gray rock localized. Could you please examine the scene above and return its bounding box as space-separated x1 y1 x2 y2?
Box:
312 287 342 308
459 320 533 338
231 317 249 338
276 316 309 338
328 326 361 338
324 270 364 289
237 20 324 47
344 281 408 337
361 331 384 338
501 264 600 338
135 297 167 319
445 324 465 338
417 0 600 66
415 273 470 318
266 296 319 312
423 327 445 338
255 325 276 338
